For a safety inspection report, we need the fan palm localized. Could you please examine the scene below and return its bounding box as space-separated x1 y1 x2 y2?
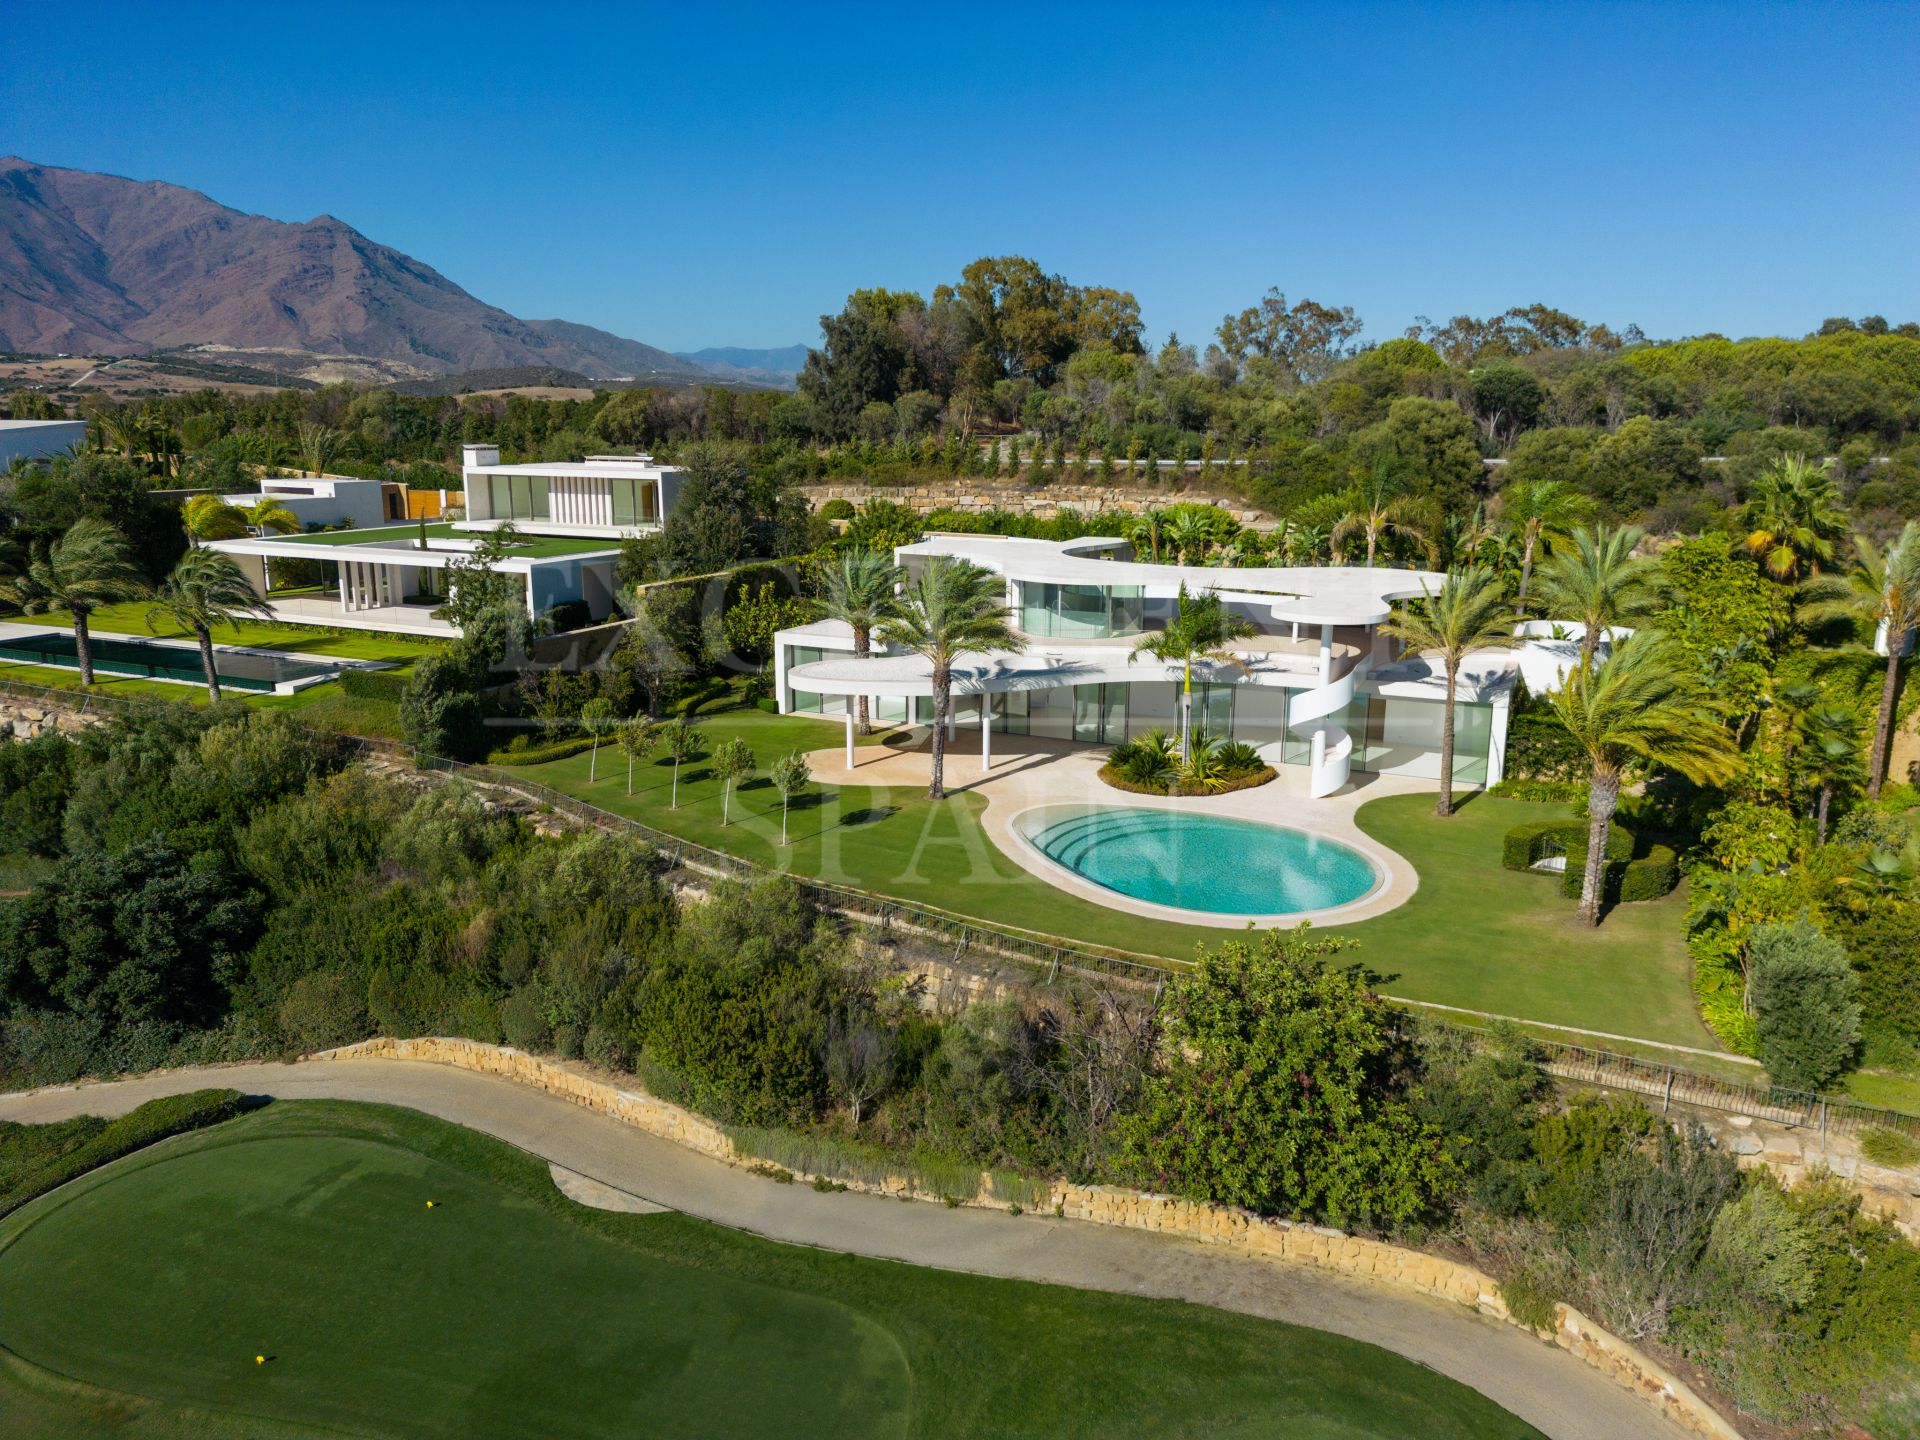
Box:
0 519 147 686
877 558 1024 799
147 548 273 701
1129 585 1257 759
820 549 901 735
1382 567 1515 817
1500 479 1595 616
1798 521 1920 798
1550 632 1739 925
1742 454 1848 582
1797 706 1861 842
1531 524 1659 674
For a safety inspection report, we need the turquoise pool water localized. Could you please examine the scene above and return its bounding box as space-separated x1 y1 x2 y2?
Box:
1020 806 1380 916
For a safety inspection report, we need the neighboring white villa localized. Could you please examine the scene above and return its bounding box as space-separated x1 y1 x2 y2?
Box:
457 445 684 539
202 449 687 636
774 534 1538 799
219 475 405 530
0 418 88 466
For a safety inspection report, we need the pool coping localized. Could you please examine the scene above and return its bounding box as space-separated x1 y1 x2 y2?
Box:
1007 800 1394 929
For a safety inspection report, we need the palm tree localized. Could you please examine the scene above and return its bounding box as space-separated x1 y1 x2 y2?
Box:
182 495 253 543
1797 706 1861 842
1550 632 1739 926
1531 524 1658 674
1163 506 1219 566
820 549 901 735
146 548 273 701
1129 586 1257 759
1798 521 1920 798
1332 482 1429 567
294 422 342 478
877 558 1024 800
0 520 148 687
1382 567 1514 817
1122 508 1171 562
246 499 301 536
1742 454 1848 582
1500 479 1595 616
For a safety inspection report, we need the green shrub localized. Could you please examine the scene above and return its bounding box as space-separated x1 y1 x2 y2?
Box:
0 1089 245 1218
338 668 410 703
1498 1262 1563 1334
486 735 598 766
1859 1126 1920 1169
1557 824 1636 899
817 497 856 521
1618 845 1679 902
1501 819 1628 879
1750 920 1862 1091
1488 778 1586 804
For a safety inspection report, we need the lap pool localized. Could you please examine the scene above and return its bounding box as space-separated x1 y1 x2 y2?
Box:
0 631 348 692
1017 805 1381 917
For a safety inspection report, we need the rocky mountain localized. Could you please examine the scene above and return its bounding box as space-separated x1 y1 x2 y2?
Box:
0 156 711 382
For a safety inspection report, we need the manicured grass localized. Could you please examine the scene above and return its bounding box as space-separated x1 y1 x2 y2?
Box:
0 1101 1539 1440
1845 1069 1920 1115
515 704 1720 1048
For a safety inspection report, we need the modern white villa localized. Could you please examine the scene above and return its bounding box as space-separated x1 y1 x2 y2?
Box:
774 534 1535 800
203 448 685 636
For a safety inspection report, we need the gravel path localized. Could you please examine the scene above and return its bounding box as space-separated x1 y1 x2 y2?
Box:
1 1058 1677 1440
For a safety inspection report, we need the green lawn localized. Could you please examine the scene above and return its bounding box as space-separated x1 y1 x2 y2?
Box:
0 1101 1538 1440
510 703 1720 1049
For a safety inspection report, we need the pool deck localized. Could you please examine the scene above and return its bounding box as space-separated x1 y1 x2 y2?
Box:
800 728 1427 929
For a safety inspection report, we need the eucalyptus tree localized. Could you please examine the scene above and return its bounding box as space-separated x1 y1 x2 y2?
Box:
1382 567 1514 817
1550 633 1738 926
1531 524 1659 674
1129 586 1257 759
878 558 1023 800
820 548 901 735
0 519 148 687
147 547 274 701
1798 521 1920 798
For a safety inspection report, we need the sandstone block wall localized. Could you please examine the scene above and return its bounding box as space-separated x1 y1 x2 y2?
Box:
0 695 104 740
312 1036 1743 1439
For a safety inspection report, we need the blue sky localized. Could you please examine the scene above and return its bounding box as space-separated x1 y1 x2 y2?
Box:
6 1 1917 355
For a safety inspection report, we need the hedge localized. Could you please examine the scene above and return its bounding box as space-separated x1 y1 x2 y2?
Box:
1500 818 1627 872
1558 823 1636 898
0 1088 245 1219
1619 845 1679 902
487 735 601 766
339 669 411 703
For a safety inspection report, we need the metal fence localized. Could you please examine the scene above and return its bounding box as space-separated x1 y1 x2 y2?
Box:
5 675 1914 1137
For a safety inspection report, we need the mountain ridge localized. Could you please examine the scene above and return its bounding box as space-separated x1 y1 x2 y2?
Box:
0 156 712 383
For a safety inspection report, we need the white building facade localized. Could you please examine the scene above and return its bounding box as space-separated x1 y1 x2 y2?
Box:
774 534 1526 799
458 446 684 540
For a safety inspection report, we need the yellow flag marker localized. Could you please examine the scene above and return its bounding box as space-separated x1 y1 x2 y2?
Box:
426 1200 435 1209
256 1355 265 1365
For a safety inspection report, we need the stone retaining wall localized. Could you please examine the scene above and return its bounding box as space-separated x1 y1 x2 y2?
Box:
799 481 1271 527
312 1035 1742 1439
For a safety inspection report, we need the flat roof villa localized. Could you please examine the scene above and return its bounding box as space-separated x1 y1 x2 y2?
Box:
201 449 686 636
775 534 1536 802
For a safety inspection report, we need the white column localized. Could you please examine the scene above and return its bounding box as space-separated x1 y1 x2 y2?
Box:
845 708 855 771
981 704 992 771
1318 623 1333 684
1311 726 1327 772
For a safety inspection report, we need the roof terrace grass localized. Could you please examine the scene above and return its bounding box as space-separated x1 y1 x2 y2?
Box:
276 523 621 558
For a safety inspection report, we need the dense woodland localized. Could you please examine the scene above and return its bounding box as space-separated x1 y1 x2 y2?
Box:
0 704 1914 1435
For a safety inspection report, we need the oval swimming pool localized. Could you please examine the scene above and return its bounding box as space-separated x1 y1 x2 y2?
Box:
1017 805 1381 916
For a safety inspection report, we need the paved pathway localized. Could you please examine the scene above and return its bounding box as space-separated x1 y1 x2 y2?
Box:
1 1058 1677 1440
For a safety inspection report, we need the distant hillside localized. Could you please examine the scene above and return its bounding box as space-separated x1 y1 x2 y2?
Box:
676 344 808 387
0 156 711 382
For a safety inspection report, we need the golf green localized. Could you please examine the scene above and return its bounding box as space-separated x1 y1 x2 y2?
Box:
0 1102 1543 1439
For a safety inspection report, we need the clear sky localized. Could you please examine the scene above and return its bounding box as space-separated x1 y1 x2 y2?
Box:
5 1 1917 355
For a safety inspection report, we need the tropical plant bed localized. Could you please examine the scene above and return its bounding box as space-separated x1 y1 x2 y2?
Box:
1097 762 1278 797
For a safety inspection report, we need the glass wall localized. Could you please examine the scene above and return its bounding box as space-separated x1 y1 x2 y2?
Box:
486 474 551 523
1016 582 1145 638
1276 693 1493 779
784 646 847 716
610 477 655 526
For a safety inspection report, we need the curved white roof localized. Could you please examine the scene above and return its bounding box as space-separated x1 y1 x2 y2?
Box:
898 535 1445 626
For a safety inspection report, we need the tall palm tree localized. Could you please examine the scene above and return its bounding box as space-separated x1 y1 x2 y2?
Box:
1531 524 1658 674
1742 454 1848 582
1550 632 1739 926
1122 508 1171 562
1798 521 1920 798
820 549 901 735
182 494 253 543
246 498 301 536
294 422 342 478
1382 567 1514 817
0 519 147 687
1129 585 1257 759
147 548 273 701
1500 478 1595 616
877 558 1024 800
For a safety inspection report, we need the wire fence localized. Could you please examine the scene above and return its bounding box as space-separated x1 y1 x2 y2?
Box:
5 675 1914 1138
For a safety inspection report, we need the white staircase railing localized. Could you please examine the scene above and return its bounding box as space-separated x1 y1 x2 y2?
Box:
1287 659 1366 798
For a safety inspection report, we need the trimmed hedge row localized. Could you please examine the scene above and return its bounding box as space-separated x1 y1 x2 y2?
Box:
1500 820 1677 904
0 1088 246 1219
339 669 410 703
1618 845 1680 902
488 735 601 767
